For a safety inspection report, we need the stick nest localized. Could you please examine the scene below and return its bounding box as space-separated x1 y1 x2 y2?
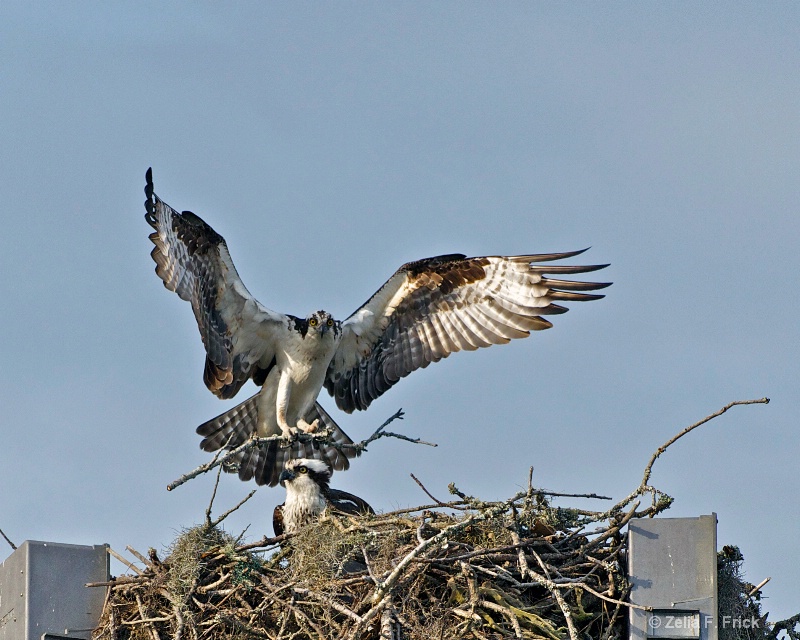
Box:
91 398 796 640
92 477 665 640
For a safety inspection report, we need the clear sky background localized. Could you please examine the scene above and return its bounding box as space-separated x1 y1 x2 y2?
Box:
1 3 797 622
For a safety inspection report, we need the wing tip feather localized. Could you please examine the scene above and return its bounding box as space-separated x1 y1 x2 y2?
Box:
144 168 156 220
511 248 592 263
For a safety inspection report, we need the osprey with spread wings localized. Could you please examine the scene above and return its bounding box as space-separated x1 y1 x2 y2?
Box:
145 169 610 487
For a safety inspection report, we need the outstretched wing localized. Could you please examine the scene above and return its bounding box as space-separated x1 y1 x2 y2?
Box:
325 251 610 413
145 168 287 399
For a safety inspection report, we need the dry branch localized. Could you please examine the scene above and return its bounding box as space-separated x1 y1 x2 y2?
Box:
167 409 433 491
0 526 16 551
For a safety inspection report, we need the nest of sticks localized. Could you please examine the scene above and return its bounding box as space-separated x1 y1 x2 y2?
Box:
93 480 656 640
90 398 797 640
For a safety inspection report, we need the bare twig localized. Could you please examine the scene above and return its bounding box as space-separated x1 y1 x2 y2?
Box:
108 547 143 575
204 464 225 528
378 501 468 517
578 582 652 612
167 433 290 491
747 576 771 597
86 575 150 588
339 409 437 454
608 397 770 517
409 473 451 506
236 533 291 551
126 546 155 570
167 409 433 491
641 398 769 487
0 527 16 551
526 466 534 503
208 489 258 530
121 616 173 626
533 489 612 500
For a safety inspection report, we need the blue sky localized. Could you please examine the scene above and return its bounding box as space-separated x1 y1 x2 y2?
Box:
1 3 797 622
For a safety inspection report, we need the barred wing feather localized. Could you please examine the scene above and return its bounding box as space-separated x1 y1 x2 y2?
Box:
145 168 286 400
325 251 609 413
196 394 357 487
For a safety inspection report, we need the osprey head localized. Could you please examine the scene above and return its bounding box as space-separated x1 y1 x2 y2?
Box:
279 458 332 491
306 310 339 338
275 458 332 535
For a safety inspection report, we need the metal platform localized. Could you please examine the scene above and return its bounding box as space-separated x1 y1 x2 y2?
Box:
629 514 718 640
0 541 109 640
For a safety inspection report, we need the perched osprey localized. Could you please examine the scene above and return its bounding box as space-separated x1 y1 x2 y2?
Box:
144 168 610 486
272 458 374 536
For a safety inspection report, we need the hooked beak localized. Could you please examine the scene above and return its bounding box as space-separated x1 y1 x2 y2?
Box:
278 469 295 486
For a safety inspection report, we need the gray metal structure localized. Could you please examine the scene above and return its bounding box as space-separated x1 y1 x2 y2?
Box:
628 514 718 640
0 541 109 640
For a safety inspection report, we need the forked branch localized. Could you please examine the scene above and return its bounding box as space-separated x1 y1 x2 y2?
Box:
167 409 434 491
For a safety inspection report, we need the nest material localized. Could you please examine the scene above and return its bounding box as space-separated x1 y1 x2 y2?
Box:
91 398 799 640
717 546 800 640
718 545 770 640
92 479 666 640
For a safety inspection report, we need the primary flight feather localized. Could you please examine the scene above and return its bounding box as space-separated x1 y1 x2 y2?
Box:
144 168 610 486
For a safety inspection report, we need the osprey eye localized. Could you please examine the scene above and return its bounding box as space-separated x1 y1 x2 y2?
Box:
326 318 333 327
309 318 318 327
297 466 308 474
